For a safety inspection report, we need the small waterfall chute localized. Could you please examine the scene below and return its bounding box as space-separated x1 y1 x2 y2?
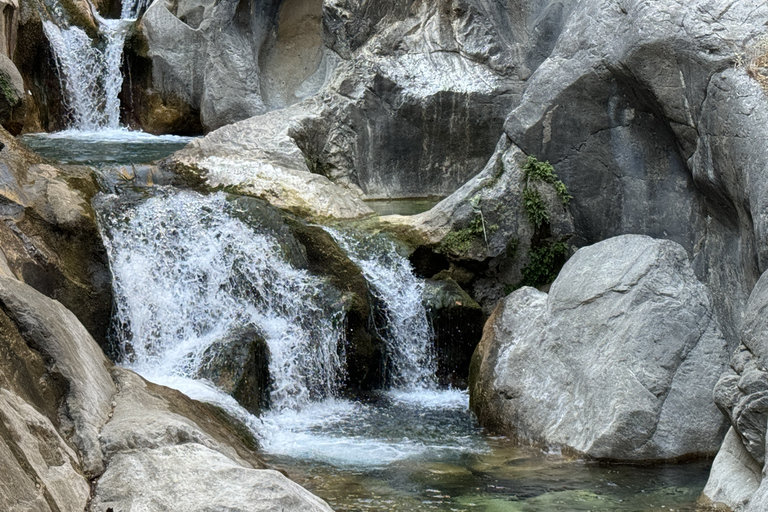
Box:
325 228 437 390
43 15 130 131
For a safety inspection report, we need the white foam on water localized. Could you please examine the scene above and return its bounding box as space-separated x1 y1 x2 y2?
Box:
36 128 193 143
325 228 437 390
98 190 346 412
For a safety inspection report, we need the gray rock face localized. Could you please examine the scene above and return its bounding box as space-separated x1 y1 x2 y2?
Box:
469 235 729 460
379 138 574 310
139 0 328 131
0 388 90 512
196 326 271 416
704 270 768 511
0 128 112 345
92 443 332 512
0 276 115 476
703 428 763 512
0 53 25 134
501 0 768 349
149 0 581 198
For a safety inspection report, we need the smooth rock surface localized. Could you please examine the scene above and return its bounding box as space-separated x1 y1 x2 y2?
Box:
469 235 729 460
168 101 374 220
0 275 115 475
91 443 333 512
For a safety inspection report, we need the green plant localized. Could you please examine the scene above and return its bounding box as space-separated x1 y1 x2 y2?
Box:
439 215 498 254
520 241 569 288
522 156 572 206
522 187 549 228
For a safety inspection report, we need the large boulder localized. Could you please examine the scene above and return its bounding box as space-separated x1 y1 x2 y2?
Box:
469 235 729 460
0 128 113 345
0 53 25 134
166 100 374 220
703 270 768 511
501 0 768 348
196 326 272 416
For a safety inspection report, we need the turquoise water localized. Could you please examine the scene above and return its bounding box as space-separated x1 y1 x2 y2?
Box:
18 129 193 165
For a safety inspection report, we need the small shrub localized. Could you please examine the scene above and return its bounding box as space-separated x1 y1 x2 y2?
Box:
522 156 572 206
522 187 549 228
439 216 498 255
520 241 569 288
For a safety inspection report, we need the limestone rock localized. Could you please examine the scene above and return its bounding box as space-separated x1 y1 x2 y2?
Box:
703 270 768 510
166 101 374 220
91 443 333 512
0 388 90 512
469 235 729 460
137 0 328 131
0 53 25 134
701 428 762 512
2 127 112 344
0 276 116 475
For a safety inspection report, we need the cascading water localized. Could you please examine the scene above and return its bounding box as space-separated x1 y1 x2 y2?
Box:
96 189 346 411
325 228 437 390
43 17 130 131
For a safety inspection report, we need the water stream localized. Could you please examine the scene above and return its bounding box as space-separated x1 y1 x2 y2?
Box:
8 127 712 510
43 16 130 131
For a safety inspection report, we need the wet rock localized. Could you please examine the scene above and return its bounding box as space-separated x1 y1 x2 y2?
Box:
286 220 385 391
469 235 729 460
196 326 271 416
0 271 333 510
0 54 25 135
423 278 484 388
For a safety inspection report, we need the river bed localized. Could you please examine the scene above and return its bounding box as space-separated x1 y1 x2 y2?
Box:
20 131 713 512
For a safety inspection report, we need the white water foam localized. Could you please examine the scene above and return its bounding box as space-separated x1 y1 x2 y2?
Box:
35 128 193 143
325 228 437 390
43 18 130 131
98 190 346 411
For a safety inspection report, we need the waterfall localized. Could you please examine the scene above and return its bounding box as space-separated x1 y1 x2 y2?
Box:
43 17 130 131
97 190 346 410
325 228 437 390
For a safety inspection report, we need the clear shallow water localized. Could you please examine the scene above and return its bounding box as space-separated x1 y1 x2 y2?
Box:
18 130 193 165
365 198 442 216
